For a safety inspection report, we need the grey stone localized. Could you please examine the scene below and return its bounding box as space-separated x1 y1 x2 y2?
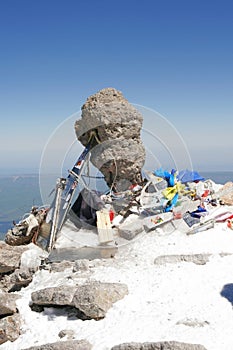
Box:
0 293 19 317
154 254 211 266
31 286 76 306
31 281 128 320
176 318 210 327
72 281 128 319
5 228 35 246
111 341 207 350
58 329 75 339
75 88 146 191
89 139 145 191
49 261 74 273
72 259 90 272
0 242 28 274
143 213 173 233
0 314 21 345
48 246 117 263
0 267 35 292
22 339 92 350
118 220 144 240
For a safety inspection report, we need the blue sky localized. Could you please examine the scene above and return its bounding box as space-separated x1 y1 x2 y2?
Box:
0 0 233 174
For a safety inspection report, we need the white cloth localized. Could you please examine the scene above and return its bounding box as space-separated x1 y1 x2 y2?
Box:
25 214 39 236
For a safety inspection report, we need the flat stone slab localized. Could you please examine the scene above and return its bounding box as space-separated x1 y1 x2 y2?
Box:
48 246 117 263
143 212 173 232
111 341 207 350
154 254 212 265
118 219 144 240
22 339 92 350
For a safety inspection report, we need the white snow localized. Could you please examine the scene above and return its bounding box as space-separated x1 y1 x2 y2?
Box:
2 216 233 350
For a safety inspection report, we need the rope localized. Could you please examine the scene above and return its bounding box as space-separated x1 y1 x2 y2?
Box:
81 174 105 179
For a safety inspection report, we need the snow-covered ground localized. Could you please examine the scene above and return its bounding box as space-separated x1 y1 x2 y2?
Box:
2 214 233 350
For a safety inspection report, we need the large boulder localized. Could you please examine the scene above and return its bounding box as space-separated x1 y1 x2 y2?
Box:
31 281 128 320
75 88 146 191
72 281 128 319
31 285 76 306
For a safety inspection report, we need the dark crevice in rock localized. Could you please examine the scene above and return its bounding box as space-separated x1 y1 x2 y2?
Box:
0 312 14 319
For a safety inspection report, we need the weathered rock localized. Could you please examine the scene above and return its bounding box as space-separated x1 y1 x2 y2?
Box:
49 261 74 273
31 285 76 306
72 281 128 319
47 246 117 262
0 242 28 274
31 281 128 320
154 254 211 266
0 267 35 292
0 313 21 345
58 329 75 339
111 341 207 350
89 139 145 191
75 88 146 191
5 208 49 247
0 293 19 317
118 219 144 240
219 181 233 205
22 339 92 350
176 318 210 327
5 228 35 246
72 259 90 272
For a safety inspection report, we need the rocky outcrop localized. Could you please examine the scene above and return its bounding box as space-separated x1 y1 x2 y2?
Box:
22 339 92 350
111 341 207 350
31 281 128 320
0 242 28 274
75 88 146 191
